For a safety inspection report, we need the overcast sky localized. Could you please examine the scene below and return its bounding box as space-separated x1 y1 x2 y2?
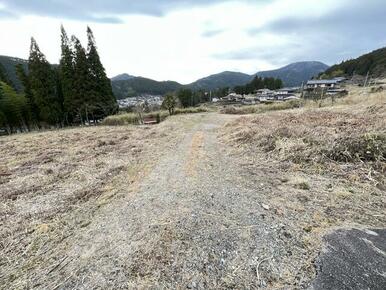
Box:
0 0 385 84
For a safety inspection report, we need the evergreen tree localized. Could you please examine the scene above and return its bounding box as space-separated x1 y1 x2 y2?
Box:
72 35 90 124
86 26 117 120
0 63 9 84
16 63 37 126
59 25 75 124
177 88 196 107
28 37 62 125
162 95 177 115
0 81 30 133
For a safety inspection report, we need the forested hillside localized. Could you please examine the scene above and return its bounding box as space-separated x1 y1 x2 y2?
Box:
0 56 28 91
324 47 386 77
234 76 283 94
256 62 329 87
0 26 117 134
188 71 252 91
112 77 181 99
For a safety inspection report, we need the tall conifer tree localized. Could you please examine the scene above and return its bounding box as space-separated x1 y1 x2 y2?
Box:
71 36 90 123
16 63 36 125
59 25 75 123
28 37 62 125
86 26 117 119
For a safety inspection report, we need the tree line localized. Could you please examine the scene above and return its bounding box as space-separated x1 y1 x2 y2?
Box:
0 26 117 134
234 76 283 95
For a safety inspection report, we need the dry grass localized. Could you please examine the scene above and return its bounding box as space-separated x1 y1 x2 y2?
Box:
0 118 186 288
102 107 211 126
101 111 169 126
223 93 386 183
220 99 304 115
221 89 386 284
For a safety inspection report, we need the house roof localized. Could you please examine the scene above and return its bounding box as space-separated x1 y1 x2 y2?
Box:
333 77 346 82
307 79 338 85
279 87 300 91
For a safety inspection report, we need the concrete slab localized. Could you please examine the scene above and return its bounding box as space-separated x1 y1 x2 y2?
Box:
311 228 386 290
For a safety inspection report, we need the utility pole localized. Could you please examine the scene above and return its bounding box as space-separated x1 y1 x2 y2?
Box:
300 81 304 99
364 71 370 87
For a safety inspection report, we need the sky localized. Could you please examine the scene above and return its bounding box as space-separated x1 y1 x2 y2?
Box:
0 0 385 84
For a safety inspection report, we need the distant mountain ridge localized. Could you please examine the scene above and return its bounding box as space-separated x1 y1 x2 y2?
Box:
111 61 329 99
0 55 328 99
188 71 252 91
111 73 135 82
256 61 329 87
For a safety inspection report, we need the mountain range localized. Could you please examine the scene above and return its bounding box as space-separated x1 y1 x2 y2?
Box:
3 45 386 100
0 56 330 99
111 61 329 99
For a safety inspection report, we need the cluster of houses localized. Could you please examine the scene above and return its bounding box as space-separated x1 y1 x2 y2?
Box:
116 77 350 109
220 87 301 104
218 77 348 104
118 95 164 109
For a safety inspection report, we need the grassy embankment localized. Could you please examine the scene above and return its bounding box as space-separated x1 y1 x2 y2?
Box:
102 107 210 126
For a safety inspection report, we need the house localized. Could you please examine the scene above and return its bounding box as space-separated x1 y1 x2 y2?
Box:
256 88 275 95
326 89 348 96
242 94 258 105
283 95 300 101
223 93 243 102
333 77 347 83
277 87 300 95
306 79 339 89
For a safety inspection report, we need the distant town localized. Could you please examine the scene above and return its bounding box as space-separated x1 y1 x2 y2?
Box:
117 76 359 109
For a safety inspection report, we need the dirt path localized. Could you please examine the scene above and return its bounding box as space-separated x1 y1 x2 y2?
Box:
16 113 295 289
7 113 368 289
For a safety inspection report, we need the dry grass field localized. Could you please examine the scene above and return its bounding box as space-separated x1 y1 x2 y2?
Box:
0 85 385 289
220 87 386 286
0 118 186 289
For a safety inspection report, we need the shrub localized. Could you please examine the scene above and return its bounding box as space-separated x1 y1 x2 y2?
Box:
101 113 140 126
220 99 304 115
174 107 210 115
102 107 209 126
326 133 386 162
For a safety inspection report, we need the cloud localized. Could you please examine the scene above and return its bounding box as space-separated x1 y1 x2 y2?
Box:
0 9 14 18
213 41 304 65
222 0 386 65
201 28 225 38
0 0 251 23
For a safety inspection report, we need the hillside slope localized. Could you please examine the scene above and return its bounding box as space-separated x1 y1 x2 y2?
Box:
111 76 182 99
188 71 252 91
111 73 135 82
324 47 386 77
0 55 28 91
256 61 329 87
